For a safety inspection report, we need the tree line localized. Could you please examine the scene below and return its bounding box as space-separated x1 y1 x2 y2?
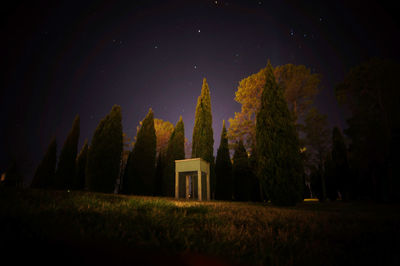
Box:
23 58 400 204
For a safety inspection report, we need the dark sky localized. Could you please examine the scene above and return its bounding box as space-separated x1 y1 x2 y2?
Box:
2 0 399 183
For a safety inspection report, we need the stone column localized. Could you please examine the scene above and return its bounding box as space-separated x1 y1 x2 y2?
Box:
185 175 190 199
197 169 202 201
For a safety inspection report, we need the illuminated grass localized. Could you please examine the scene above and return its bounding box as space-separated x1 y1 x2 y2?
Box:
1 188 399 265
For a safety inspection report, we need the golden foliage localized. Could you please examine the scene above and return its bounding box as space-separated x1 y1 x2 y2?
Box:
228 63 321 149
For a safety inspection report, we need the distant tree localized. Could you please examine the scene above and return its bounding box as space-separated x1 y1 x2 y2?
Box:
192 78 215 198
232 140 253 201
123 109 156 195
303 108 331 201
215 120 233 200
335 58 400 202
86 105 123 193
31 137 57 189
163 116 185 197
256 61 303 206
119 132 134 192
55 115 80 190
228 63 320 150
331 127 351 200
309 165 323 200
74 139 88 190
324 153 337 201
184 138 191 159
153 118 174 196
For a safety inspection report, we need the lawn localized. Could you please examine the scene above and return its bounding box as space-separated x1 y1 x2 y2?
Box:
1 188 399 265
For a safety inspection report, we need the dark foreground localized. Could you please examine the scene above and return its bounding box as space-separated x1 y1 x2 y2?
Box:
1 188 399 265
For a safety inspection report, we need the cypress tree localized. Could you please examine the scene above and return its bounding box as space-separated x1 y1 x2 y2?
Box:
163 116 185 197
154 154 164 196
74 139 88 190
215 120 232 200
31 137 57 189
256 61 303 206
192 78 215 197
86 105 123 193
124 108 156 195
232 140 252 201
55 115 80 189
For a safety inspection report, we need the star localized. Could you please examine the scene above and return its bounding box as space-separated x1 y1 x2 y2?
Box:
154 45 158 49
194 65 197 69
214 1 218 4
198 29 201 33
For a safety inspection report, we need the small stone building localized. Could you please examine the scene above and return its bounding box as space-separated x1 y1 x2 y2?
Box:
175 158 210 201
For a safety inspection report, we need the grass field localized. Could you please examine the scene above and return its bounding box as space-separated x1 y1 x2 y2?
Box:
1 188 399 265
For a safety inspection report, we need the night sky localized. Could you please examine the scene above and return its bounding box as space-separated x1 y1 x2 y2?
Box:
2 0 399 183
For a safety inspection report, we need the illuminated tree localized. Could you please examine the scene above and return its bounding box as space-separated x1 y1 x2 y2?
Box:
154 118 174 156
215 120 232 200
74 139 88 190
163 116 185 197
55 115 80 189
192 78 215 197
123 108 156 195
256 61 303 206
153 118 174 196
274 64 320 120
31 137 57 189
86 105 123 193
228 63 320 150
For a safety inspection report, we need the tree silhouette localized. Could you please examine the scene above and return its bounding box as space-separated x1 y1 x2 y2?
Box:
74 139 88 190
55 115 80 190
86 105 123 193
123 108 156 195
31 137 57 189
163 116 185 197
215 120 233 200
